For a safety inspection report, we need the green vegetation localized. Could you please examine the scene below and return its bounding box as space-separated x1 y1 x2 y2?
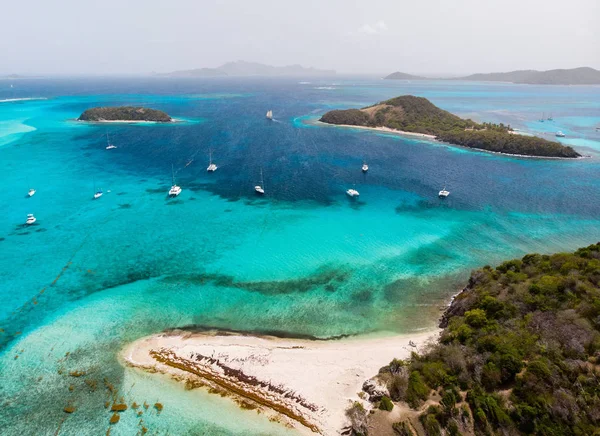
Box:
78 106 172 122
377 243 600 435
320 95 580 158
437 129 579 158
379 396 394 411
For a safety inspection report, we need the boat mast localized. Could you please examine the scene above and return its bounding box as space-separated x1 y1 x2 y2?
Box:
260 168 264 188
171 164 175 186
209 149 212 165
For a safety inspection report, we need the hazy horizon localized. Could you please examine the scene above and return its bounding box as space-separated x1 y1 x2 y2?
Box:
2 0 598 76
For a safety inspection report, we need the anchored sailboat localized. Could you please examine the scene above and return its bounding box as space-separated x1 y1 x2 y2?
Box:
266 110 273 120
168 164 182 197
438 182 450 198
254 168 265 195
207 149 217 172
93 178 103 199
27 178 35 197
105 133 117 150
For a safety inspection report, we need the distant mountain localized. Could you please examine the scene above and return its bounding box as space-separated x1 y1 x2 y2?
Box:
161 68 227 78
384 67 600 85
457 67 600 85
161 61 335 78
383 72 428 80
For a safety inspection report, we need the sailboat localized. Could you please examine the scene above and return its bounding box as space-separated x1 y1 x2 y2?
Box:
25 213 36 225
346 189 360 197
92 177 103 199
105 133 117 149
168 164 182 197
27 178 36 197
547 114 553 121
362 162 369 172
539 113 545 122
266 110 273 120
254 168 265 195
207 149 217 172
555 131 566 138
438 183 450 198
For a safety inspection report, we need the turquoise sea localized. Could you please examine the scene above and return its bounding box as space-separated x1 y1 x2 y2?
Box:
1 77 600 435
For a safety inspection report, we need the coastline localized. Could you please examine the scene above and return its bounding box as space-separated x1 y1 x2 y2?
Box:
316 121 588 160
122 329 439 435
74 118 180 124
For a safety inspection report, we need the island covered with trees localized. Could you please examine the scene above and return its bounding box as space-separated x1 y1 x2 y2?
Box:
78 106 172 122
350 242 600 435
320 95 580 158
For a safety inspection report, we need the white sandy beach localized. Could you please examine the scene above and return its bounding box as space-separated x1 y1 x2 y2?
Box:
321 122 437 140
123 329 439 435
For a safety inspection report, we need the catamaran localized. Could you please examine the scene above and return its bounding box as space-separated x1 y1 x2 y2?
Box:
439 184 450 198
207 150 217 172
266 110 273 120
254 168 265 195
555 131 566 137
169 164 182 197
25 213 36 225
105 133 117 150
362 162 369 172
346 189 360 197
547 114 553 121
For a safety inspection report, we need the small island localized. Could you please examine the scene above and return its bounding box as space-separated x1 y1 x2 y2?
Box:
320 95 580 158
78 106 172 123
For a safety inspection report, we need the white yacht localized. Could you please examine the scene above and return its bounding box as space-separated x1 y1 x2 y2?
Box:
362 163 369 172
255 168 265 195
105 133 117 149
28 188 36 197
94 189 103 199
207 150 217 172
266 110 273 120
555 131 566 137
346 189 360 197
169 164 182 197
438 186 450 198
26 213 36 225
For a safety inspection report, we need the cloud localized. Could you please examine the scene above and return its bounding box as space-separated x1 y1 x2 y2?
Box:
358 20 388 35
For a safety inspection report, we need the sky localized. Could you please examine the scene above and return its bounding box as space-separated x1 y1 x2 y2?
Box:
1 0 599 76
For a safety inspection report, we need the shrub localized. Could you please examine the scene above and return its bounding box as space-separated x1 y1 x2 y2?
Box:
388 373 408 401
345 401 368 436
420 414 442 436
392 421 414 436
465 309 487 328
406 371 430 408
379 396 394 411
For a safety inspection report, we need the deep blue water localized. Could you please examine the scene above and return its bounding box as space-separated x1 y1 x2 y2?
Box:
1 77 600 435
